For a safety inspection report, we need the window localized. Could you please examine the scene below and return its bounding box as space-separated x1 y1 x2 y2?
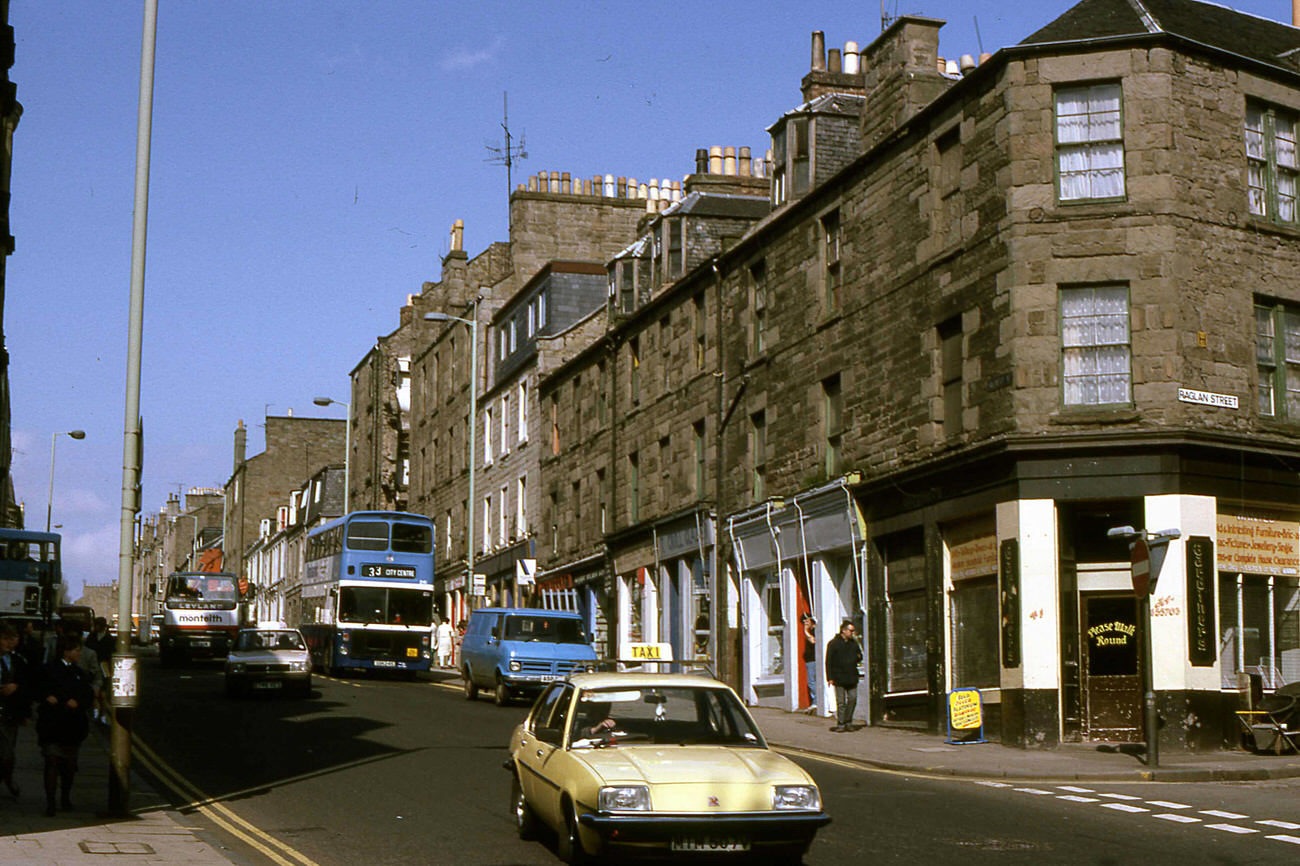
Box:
1061 285 1131 406
1247 103 1299 224
693 420 706 498
549 491 558 553
498 328 507 362
1220 573 1300 689
1256 300 1300 419
571 480 581 539
1055 82 1124 202
572 376 582 441
628 451 640 523
501 394 510 455
500 484 509 543
667 218 683 278
935 128 962 240
509 319 518 353
597 468 607 533
749 411 766 500
791 116 810 196
444 513 452 558
517 382 528 443
938 316 963 439
538 291 548 329
772 124 788 206
883 532 927 693
617 260 635 314
550 394 560 455
527 303 536 337
629 336 640 403
822 210 841 310
950 577 998 688
516 476 527 535
483 407 494 465
750 262 767 356
660 316 671 392
693 292 706 371
822 374 842 477
482 496 493 552
597 361 607 425
760 574 784 678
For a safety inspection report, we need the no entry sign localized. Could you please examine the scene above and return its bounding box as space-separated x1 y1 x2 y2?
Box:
1131 537 1151 596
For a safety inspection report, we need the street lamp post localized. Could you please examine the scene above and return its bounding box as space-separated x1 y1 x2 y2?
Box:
313 396 351 513
426 300 479 611
46 430 86 533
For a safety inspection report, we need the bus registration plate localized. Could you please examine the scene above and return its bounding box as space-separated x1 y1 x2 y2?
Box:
671 838 749 852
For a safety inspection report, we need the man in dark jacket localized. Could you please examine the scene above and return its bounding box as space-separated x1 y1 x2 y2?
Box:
0 621 29 796
825 620 862 732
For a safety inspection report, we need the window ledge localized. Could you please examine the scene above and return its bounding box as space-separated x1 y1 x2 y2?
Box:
1245 215 1300 240
1258 417 1300 436
1049 405 1139 425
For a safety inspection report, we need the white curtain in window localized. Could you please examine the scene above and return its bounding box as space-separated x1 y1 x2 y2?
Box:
1286 311 1300 417
1062 286 1131 405
1057 84 1125 200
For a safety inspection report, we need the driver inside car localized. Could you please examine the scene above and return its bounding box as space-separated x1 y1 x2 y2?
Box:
578 700 616 739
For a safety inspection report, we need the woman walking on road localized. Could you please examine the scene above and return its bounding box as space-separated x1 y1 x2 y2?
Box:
36 633 93 817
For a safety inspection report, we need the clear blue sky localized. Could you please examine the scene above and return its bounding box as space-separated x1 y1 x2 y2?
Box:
6 0 1288 598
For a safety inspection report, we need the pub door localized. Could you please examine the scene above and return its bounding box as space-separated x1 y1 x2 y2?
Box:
1081 593 1142 742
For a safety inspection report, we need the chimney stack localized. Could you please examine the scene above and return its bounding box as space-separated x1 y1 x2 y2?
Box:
233 420 247 473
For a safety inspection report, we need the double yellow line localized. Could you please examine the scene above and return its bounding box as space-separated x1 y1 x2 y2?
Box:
131 734 319 866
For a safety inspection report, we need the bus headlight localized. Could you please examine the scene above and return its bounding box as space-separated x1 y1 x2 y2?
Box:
773 785 820 810
598 786 650 811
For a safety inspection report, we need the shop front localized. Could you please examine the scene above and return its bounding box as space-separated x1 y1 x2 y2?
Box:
652 511 715 665
536 552 611 657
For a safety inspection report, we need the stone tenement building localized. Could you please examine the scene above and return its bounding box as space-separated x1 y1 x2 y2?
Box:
132 488 225 623
527 0 1300 755
222 416 344 583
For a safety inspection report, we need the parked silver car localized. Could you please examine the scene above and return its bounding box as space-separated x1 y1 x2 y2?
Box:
224 627 312 698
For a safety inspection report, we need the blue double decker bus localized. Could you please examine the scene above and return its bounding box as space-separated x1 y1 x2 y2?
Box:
0 529 61 623
298 512 435 676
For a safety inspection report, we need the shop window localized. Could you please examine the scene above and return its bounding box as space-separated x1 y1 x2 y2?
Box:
627 574 644 643
691 559 710 659
949 577 998 688
761 574 785 679
1055 82 1125 202
1246 102 1299 224
1256 299 1300 420
884 533 927 693
1220 574 1300 689
1061 285 1131 406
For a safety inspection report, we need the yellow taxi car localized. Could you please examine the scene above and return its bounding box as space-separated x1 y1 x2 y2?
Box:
505 670 830 864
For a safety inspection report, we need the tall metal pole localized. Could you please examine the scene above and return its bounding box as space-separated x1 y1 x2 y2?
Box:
1142 592 1158 768
343 400 351 513
466 300 478 606
112 0 157 817
45 433 58 533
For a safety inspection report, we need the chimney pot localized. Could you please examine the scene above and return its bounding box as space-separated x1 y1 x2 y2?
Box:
828 48 842 73
843 41 860 74
709 146 723 175
605 174 616 197
739 145 752 177
959 54 976 75
979 52 992 64
695 148 708 174
723 146 736 176
945 59 960 76
811 30 826 71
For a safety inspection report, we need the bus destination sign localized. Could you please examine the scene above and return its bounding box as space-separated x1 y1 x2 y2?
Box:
360 564 418 579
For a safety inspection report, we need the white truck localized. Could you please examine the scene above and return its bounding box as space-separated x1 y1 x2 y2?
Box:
159 572 243 666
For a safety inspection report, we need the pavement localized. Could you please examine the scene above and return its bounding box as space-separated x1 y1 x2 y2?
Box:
1 671 1297 865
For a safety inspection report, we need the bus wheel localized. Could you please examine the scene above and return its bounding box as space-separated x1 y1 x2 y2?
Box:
494 678 511 707
463 666 478 700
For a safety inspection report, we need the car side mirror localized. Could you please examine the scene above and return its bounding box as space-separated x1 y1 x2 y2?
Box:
536 725 561 745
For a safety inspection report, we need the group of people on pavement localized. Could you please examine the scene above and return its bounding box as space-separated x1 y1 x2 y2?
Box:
433 617 466 669
0 616 115 816
802 614 865 733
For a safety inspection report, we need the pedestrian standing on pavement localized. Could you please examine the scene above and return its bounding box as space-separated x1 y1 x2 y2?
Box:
87 618 114 725
801 614 817 712
36 633 93 816
17 620 42 671
435 619 454 668
0 621 30 797
825 620 862 732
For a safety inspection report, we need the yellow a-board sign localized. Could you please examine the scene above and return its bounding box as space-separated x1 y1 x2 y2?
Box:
946 688 986 744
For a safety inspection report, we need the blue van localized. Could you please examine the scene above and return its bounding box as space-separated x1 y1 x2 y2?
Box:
460 607 597 706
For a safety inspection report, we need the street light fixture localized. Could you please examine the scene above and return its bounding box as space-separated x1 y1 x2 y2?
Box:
426 301 480 610
47 430 87 532
313 396 351 513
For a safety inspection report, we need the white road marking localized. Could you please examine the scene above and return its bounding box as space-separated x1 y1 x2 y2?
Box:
1200 810 1248 820
1153 814 1201 824
1205 824 1257 834
1014 788 1054 795
1100 803 1149 813
1259 820 1300 830
1147 801 1191 809
975 781 1011 788
1098 793 1142 801
1267 835 1300 845
1058 795 1099 803
1057 785 1094 793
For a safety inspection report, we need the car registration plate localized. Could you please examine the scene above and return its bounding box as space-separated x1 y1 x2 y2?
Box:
373 660 396 668
252 681 282 690
191 640 210 648
670 838 750 852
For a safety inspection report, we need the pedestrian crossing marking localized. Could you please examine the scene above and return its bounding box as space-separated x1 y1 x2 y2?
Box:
1153 814 1200 823
1147 801 1190 809
1205 824 1256 834
1258 820 1300 830
1013 788 1054 795
1058 795 1099 803
975 781 1011 788
1267 835 1300 845
1098 793 1142 800
1200 810 1248 820
1057 786 1093 793
1100 803 1149 813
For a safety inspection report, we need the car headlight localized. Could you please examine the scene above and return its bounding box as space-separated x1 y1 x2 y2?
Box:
584 663 596 673
509 660 521 672
228 663 245 674
598 785 651 811
773 785 820 810
289 661 309 672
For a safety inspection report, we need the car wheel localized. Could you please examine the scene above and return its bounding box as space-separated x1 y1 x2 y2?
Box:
463 666 478 700
494 678 511 707
510 773 537 840
558 799 594 865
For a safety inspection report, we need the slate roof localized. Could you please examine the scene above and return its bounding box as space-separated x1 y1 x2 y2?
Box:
1021 0 1300 71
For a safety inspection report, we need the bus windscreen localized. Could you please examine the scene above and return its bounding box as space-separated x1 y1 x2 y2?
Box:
338 586 432 626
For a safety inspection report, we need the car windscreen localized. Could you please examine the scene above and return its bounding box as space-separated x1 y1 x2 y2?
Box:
345 521 389 551
236 630 305 651
391 522 432 553
503 615 587 644
338 586 433 626
569 686 763 748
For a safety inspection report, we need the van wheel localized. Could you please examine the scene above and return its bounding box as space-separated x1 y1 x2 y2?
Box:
463 666 478 700
494 678 511 707
510 773 537 840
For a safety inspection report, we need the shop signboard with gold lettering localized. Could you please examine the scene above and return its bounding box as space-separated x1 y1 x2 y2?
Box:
1186 536 1216 666
1215 514 1299 576
999 540 1020 668
946 688 986 744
